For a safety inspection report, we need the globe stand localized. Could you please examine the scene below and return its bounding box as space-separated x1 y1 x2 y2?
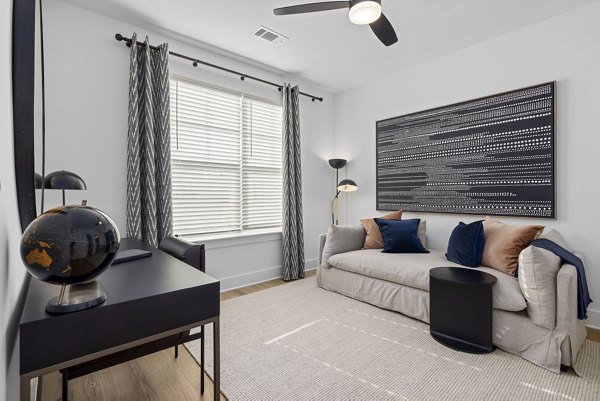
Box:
46 281 107 314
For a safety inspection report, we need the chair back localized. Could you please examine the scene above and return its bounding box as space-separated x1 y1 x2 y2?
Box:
158 236 205 272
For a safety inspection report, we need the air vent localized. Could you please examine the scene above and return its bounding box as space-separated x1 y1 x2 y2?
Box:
251 26 289 45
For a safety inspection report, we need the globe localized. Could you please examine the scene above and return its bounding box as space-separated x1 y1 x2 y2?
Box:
20 204 121 285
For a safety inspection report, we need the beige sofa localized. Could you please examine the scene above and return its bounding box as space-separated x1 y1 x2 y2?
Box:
317 230 588 373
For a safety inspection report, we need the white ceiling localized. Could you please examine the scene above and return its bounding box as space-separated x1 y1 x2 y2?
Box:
62 0 599 93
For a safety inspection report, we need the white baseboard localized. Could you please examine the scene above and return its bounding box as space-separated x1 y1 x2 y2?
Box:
586 308 600 330
305 257 318 270
219 258 318 292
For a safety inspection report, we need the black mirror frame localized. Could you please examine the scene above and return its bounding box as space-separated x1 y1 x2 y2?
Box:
12 0 37 231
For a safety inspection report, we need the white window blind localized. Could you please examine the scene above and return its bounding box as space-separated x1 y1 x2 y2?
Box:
169 79 283 238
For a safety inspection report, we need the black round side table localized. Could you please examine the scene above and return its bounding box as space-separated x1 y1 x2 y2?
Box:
429 267 497 354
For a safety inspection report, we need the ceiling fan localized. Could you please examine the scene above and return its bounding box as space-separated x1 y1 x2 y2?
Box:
273 0 398 46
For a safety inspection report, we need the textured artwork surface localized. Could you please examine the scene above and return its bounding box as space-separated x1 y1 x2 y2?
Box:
376 82 555 217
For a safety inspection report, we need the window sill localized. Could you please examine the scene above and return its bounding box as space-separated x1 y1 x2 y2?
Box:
181 228 282 250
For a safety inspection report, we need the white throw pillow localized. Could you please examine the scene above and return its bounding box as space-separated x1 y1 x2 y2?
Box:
518 244 563 329
541 229 574 252
321 224 366 268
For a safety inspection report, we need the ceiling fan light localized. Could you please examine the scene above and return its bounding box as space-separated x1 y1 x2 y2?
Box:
349 1 382 25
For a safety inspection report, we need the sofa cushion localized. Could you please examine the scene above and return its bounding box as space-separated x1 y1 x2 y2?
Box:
376 218 429 254
328 249 526 312
321 224 366 268
360 210 403 249
481 216 544 276
446 221 484 267
518 246 561 329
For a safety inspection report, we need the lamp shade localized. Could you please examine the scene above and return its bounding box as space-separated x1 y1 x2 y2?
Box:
337 179 358 192
328 159 347 169
44 170 87 190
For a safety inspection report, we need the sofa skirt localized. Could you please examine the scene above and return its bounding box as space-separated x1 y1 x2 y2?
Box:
317 265 588 373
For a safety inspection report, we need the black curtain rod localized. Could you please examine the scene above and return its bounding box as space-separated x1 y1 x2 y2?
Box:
115 33 324 102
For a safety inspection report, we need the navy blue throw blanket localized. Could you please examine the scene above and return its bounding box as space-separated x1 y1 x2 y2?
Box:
530 238 592 320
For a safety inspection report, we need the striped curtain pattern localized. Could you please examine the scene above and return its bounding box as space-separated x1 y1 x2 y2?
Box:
126 34 173 247
281 84 305 281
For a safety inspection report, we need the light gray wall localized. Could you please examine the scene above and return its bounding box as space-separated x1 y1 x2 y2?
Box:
333 3 600 328
43 1 335 290
1 1 30 400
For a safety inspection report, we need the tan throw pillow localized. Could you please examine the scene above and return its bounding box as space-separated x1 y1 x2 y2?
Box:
360 210 402 249
481 216 544 275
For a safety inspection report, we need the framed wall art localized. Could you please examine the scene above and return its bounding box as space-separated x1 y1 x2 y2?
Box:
376 82 555 218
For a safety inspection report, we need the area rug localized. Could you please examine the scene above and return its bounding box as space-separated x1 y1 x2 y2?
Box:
185 276 600 400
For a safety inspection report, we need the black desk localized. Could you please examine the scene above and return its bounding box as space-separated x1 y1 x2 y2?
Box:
19 238 220 400
429 267 497 354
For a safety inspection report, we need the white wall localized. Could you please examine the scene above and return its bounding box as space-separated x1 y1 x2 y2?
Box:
333 3 600 328
1 1 30 399
43 0 335 290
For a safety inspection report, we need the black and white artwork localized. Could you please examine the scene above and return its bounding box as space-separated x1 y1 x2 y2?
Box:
376 82 555 218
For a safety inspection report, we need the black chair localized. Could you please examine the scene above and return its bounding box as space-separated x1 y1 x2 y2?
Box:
59 236 207 400
158 236 206 394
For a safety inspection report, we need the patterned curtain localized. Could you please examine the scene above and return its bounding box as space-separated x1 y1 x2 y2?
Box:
126 33 173 247
281 84 305 281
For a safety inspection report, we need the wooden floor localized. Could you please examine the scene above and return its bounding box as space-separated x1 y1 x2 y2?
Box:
40 271 315 401
588 327 600 343
40 268 599 401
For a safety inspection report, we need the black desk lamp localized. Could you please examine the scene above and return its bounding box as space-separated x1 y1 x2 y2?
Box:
328 159 358 224
44 170 87 206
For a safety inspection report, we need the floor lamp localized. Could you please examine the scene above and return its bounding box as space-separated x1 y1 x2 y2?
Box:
329 159 358 224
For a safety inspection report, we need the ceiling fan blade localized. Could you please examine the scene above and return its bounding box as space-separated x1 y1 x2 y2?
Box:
369 13 398 46
274 1 350 16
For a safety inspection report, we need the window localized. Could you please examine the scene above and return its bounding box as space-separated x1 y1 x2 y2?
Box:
169 79 283 238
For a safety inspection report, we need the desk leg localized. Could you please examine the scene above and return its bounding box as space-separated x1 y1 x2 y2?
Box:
213 317 220 401
20 376 31 401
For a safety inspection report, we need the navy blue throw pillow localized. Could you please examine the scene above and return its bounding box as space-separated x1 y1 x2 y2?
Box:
374 218 429 254
446 221 485 267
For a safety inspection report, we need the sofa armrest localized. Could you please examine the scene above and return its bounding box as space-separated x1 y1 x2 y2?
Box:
555 252 583 332
318 233 327 266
